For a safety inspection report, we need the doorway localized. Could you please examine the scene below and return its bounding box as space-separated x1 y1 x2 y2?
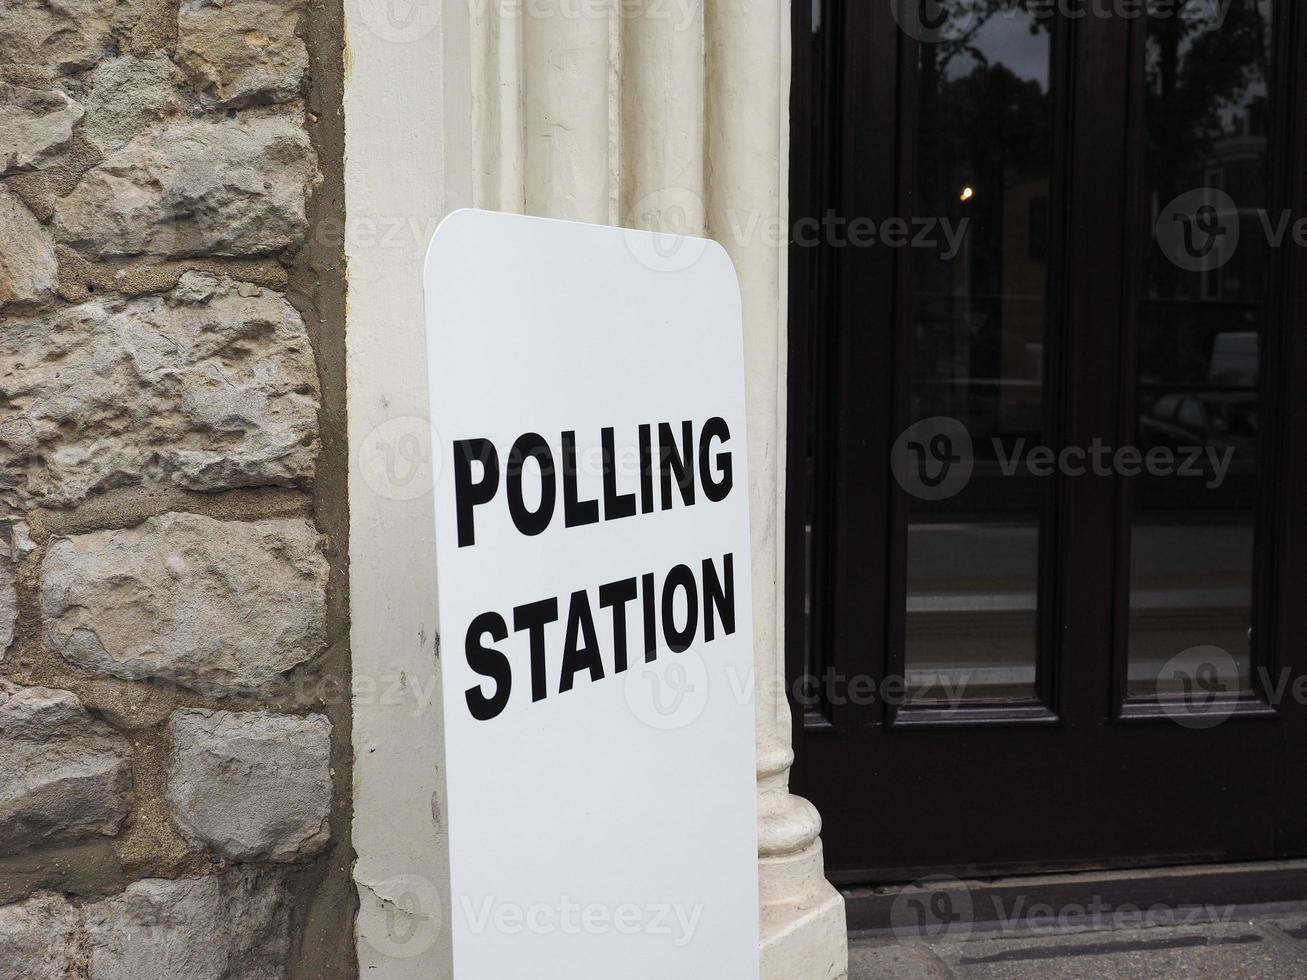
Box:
787 0 1307 883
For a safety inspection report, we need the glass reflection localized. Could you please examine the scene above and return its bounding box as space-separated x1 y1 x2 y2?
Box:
904 8 1053 702
1128 0 1273 697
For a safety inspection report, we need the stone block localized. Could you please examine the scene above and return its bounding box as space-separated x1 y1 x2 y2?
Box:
178 0 308 108
0 559 14 656
0 186 57 310
0 892 79 980
42 513 328 695
0 0 137 73
167 709 332 862
0 274 320 508
53 114 317 259
81 55 179 154
0 682 133 855
0 83 83 174
85 869 291 980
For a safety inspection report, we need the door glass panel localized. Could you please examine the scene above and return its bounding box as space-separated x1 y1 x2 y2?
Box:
903 11 1054 701
1128 1 1273 697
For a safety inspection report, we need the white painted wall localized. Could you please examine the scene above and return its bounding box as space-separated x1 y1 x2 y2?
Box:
344 0 469 973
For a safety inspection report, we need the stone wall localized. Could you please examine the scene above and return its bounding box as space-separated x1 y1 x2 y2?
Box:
0 0 352 976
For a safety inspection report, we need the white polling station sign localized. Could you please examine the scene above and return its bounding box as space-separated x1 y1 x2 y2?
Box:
424 210 760 979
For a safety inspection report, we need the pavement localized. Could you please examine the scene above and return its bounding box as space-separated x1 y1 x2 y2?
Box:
849 907 1307 979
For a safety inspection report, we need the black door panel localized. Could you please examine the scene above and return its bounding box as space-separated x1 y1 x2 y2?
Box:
787 0 1307 883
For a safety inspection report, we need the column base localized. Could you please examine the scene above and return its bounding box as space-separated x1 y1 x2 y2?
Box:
759 838 849 980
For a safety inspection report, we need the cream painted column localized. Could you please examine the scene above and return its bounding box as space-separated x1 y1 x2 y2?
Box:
702 5 847 978
467 2 848 977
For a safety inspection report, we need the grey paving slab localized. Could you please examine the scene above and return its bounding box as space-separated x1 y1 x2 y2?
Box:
850 941 954 980
850 911 1307 979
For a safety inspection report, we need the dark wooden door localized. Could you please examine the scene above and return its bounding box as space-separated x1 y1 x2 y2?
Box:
787 0 1307 883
